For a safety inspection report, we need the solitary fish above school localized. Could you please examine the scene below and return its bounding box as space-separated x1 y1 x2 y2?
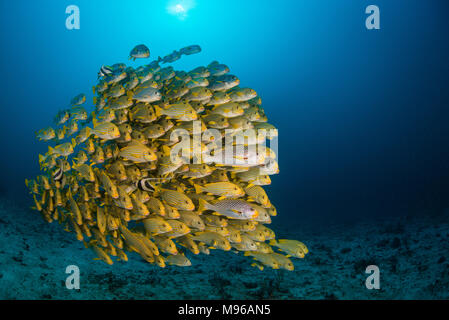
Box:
129 44 150 61
27 43 306 272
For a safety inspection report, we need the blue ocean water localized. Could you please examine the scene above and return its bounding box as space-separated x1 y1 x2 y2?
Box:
0 0 448 299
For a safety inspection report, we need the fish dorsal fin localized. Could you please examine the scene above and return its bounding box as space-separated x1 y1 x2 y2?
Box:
127 139 145 147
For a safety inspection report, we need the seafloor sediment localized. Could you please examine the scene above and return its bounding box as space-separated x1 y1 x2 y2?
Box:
0 196 447 299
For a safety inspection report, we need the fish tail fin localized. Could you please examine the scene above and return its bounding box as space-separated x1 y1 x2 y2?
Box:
47 146 54 155
153 104 162 118
71 138 77 148
24 179 29 188
93 96 97 105
268 239 277 246
126 90 133 99
197 198 209 213
193 183 203 194
38 154 45 164
85 126 92 138
92 86 96 95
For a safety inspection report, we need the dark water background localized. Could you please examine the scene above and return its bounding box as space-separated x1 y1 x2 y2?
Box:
0 0 448 226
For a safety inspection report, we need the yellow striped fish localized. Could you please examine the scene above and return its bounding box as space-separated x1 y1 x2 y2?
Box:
193 182 245 199
154 102 198 121
158 188 195 211
119 140 157 163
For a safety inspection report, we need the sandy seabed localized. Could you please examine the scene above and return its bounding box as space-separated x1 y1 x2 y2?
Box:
0 197 448 300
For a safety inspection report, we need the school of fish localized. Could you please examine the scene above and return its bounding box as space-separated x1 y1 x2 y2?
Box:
27 44 308 271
